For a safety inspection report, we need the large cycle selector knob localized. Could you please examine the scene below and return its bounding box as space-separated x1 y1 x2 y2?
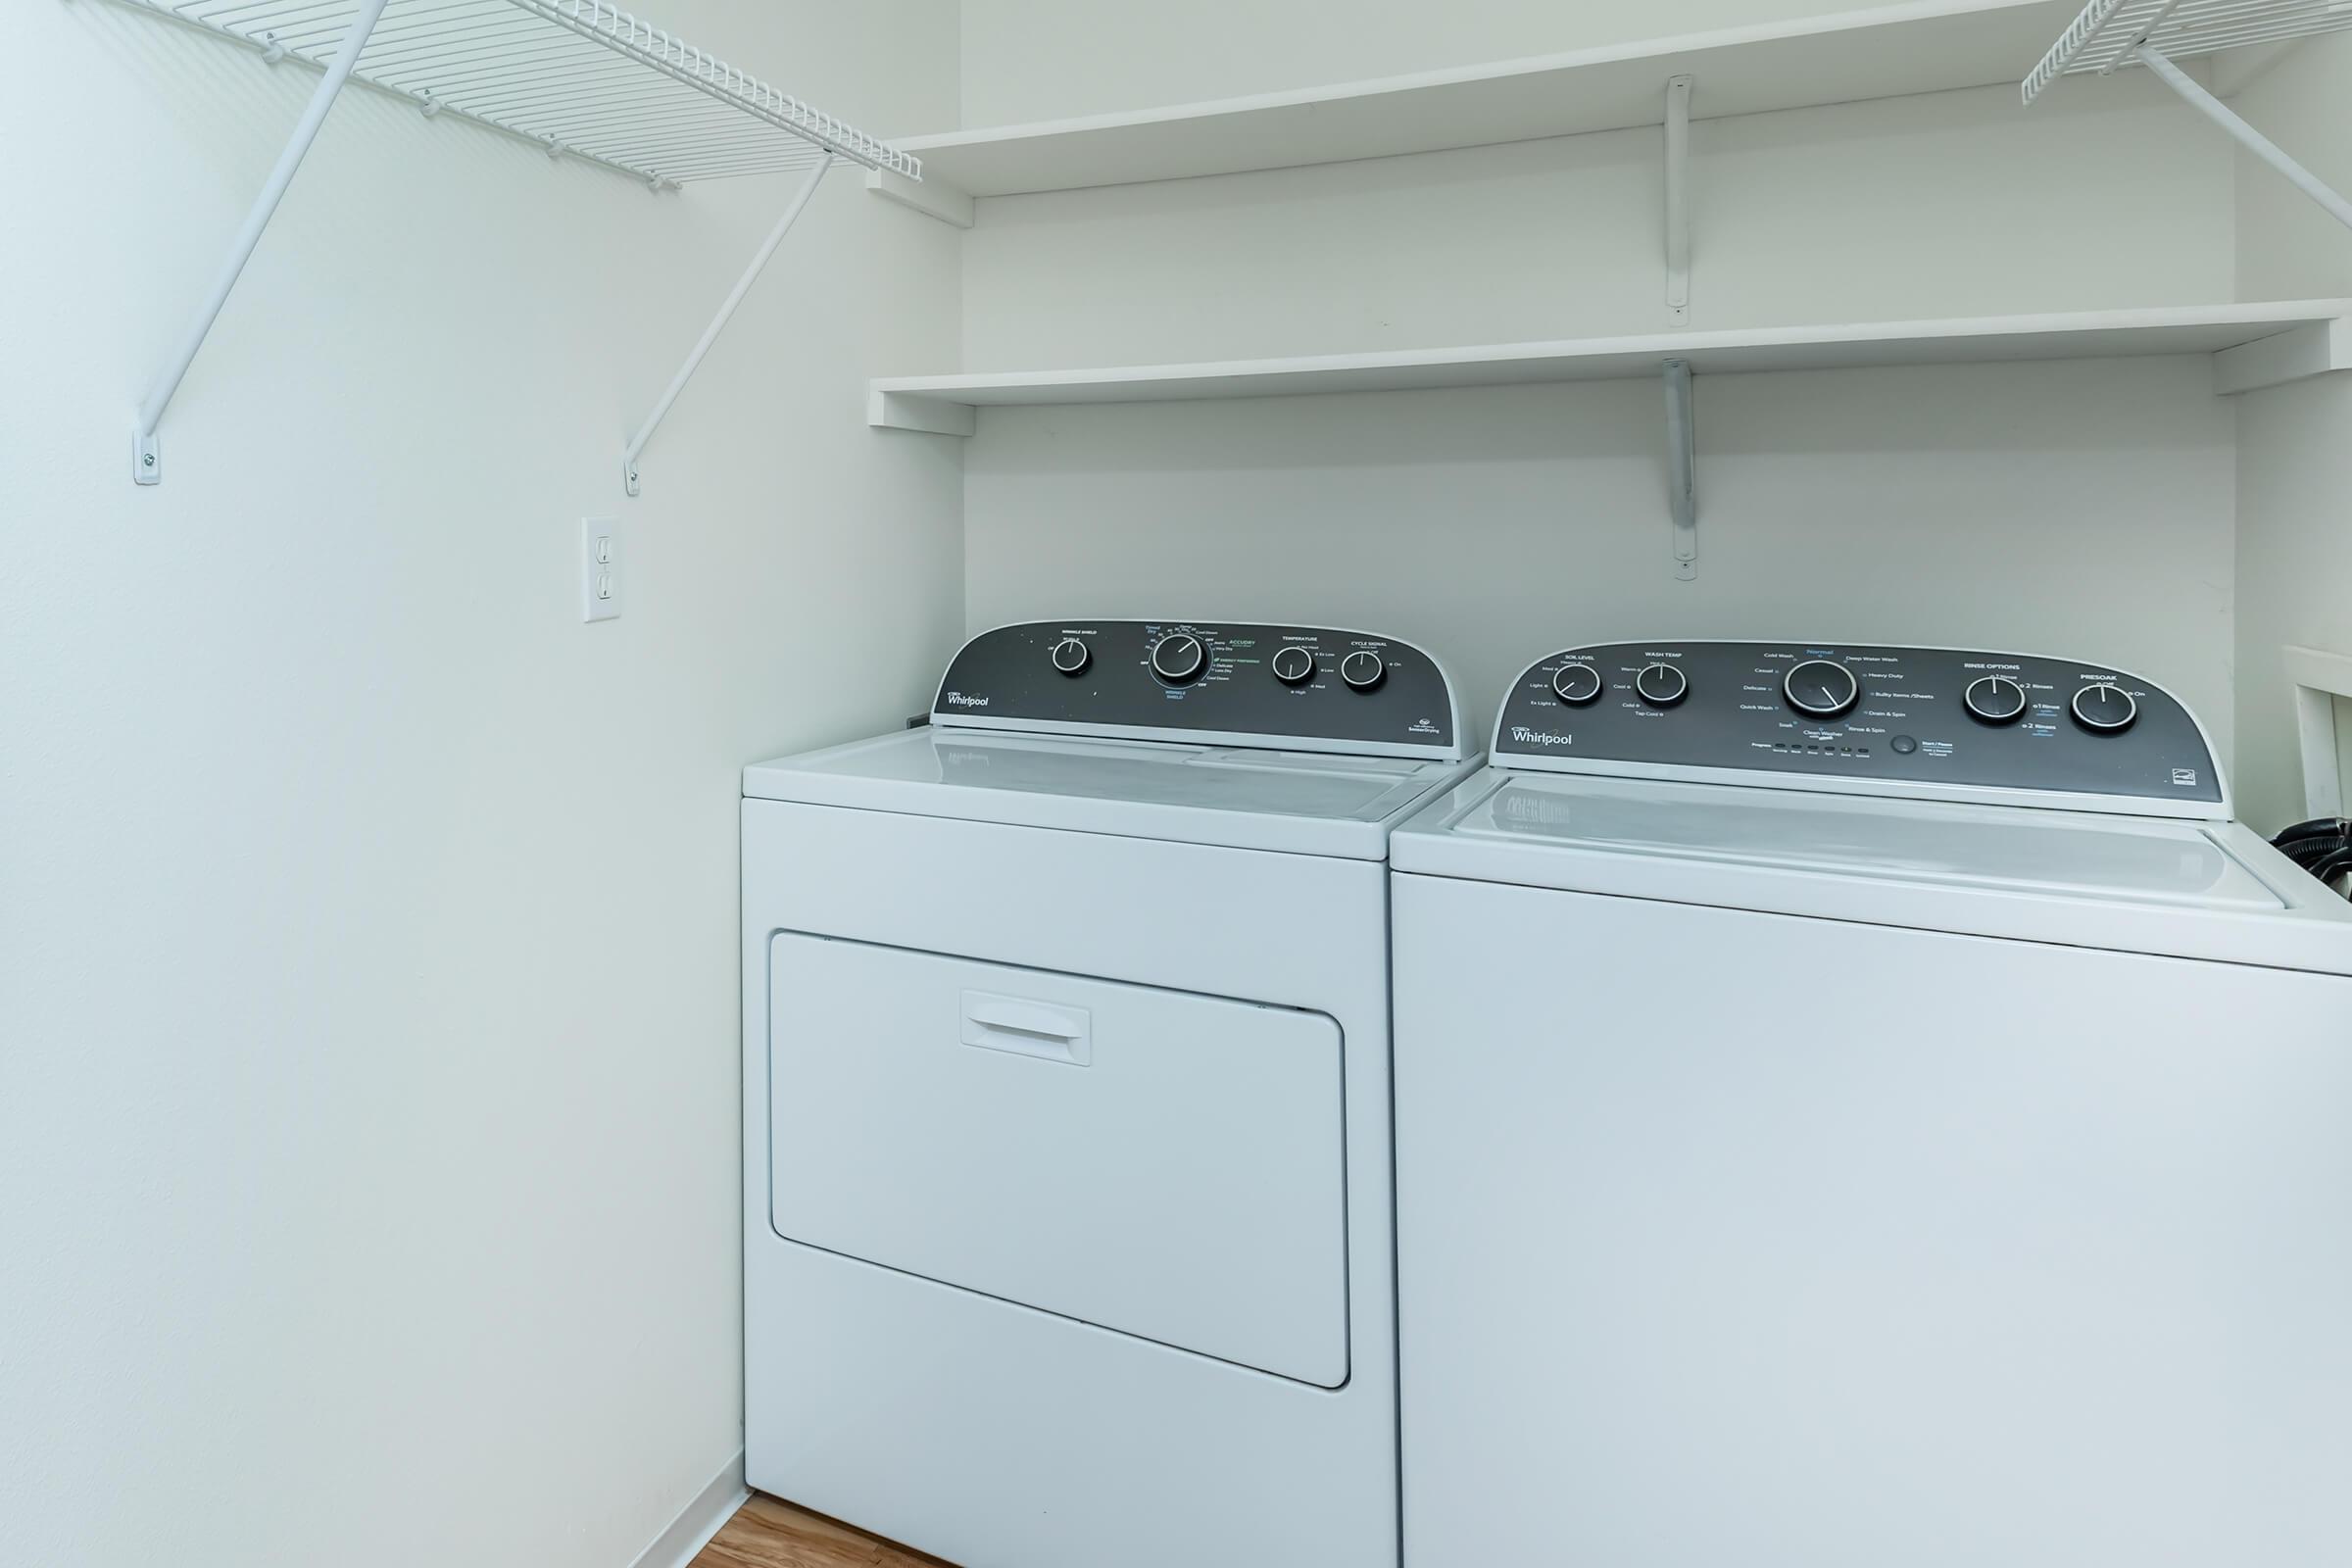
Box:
1151 633 1208 684
1783 659 1859 717
1049 637 1091 676
1271 646 1318 685
1550 662 1605 706
1340 650 1388 691
1964 674 2028 724
1635 662 1689 708
2071 682 2137 733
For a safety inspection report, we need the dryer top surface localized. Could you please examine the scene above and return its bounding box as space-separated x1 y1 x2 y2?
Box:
746 726 1479 858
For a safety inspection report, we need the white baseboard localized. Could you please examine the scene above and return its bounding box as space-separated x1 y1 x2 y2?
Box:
626 1447 749 1568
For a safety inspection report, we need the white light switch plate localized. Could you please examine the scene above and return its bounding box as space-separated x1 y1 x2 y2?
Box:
580 517 622 622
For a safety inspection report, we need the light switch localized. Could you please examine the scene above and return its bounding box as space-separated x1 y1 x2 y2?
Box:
581 517 621 622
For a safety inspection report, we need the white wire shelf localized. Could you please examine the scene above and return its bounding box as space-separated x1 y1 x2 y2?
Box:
2025 0 2352 101
2023 0 2352 234
117 0 920 489
121 0 921 186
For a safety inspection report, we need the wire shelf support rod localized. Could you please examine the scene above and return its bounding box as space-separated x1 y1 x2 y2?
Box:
2134 42 2352 232
622 154 833 496
132 0 391 485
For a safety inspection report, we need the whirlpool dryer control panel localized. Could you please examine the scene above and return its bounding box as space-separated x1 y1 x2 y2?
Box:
1491 641 2225 817
934 619 1463 760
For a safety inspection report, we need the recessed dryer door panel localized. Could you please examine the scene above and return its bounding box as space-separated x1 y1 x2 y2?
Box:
768 933 1349 1388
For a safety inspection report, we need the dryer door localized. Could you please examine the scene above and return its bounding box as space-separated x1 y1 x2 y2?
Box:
766 933 1349 1387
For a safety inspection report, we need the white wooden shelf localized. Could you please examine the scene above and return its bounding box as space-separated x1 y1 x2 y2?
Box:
885 0 2082 203
871 302 2352 581
869 302 2352 432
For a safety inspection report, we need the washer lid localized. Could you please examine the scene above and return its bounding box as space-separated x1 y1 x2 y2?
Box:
1393 770 2352 972
745 726 1479 858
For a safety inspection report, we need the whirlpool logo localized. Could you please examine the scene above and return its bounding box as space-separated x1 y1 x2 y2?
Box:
1509 725 1574 748
945 691 991 708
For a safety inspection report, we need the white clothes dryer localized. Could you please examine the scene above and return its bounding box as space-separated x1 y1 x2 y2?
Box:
1392 640 2352 1568
743 618 1474 1568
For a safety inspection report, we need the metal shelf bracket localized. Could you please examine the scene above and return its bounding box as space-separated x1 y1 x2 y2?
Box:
1664 358 1697 580
622 155 834 496
1665 74 1692 325
132 0 390 484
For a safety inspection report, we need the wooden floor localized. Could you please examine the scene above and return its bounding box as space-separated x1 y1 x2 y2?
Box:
689 1494 956 1568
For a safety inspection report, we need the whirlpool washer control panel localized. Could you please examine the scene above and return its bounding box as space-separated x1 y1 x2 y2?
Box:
933 619 1462 760
1491 642 2224 815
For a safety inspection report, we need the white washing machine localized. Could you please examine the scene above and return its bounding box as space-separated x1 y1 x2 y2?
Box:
742 618 1474 1568
1392 640 2352 1568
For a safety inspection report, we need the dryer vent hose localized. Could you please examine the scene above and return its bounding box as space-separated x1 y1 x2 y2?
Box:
2274 817 2352 902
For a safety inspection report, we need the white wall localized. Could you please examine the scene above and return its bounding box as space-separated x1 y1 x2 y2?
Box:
951 1 2244 753
0 5 959 1567
2230 33 2352 832
964 360 2239 747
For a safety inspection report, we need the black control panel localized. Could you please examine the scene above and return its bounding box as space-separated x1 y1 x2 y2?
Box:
1493 642 2223 808
933 620 1460 759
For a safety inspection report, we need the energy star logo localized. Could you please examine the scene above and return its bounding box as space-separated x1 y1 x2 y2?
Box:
1509 725 1574 748
944 691 991 708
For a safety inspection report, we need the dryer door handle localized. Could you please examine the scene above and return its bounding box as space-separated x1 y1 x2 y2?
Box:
960 991 1093 1066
